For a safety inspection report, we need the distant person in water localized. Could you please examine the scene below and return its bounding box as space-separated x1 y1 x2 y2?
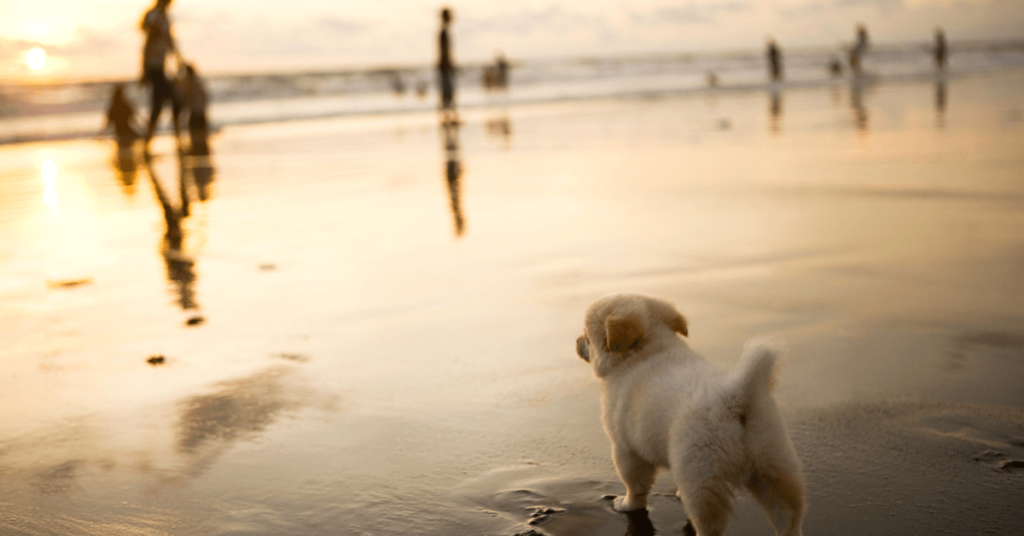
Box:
105 84 141 148
829 56 844 77
437 7 457 123
848 24 870 75
496 53 508 88
706 71 719 88
766 38 783 82
934 28 948 71
140 0 181 147
483 53 509 91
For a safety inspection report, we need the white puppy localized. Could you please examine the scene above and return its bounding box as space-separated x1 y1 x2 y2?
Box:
576 293 805 536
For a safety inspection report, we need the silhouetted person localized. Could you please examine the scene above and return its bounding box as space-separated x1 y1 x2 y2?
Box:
849 24 870 75
390 71 406 95
495 53 509 88
441 121 464 236
767 39 783 82
484 53 509 90
437 8 457 123
104 84 141 148
706 71 718 88
935 28 948 70
177 63 209 155
175 63 216 202
140 0 181 147
828 56 844 77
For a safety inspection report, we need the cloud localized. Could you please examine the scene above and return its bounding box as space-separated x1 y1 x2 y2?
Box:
833 0 906 9
647 1 752 24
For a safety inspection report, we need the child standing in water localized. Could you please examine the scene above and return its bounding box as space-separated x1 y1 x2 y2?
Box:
177 63 210 155
105 84 141 149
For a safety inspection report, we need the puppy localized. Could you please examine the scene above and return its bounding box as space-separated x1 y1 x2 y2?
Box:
576 293 805 536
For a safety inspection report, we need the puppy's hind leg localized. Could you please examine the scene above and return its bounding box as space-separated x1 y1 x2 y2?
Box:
611 446 657 512
676 479 733 536
747 470 805 536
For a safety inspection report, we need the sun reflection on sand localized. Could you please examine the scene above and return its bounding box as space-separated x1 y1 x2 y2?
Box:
41 158 59 215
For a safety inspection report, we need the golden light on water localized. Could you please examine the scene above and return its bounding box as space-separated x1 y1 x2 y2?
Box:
26 47 47 71
41 159 59 214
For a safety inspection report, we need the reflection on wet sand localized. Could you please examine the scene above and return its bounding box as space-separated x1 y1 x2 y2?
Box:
142 155 199 310
769 91 783 134
850 77 872 134
33 459 83 496
114 136 216 312
623 510 655 536
458 465 697 536
442 120 465 237
112 146 140 196
0 364 317 520
175 367 304 478
487 113 513 148
935 76 948 128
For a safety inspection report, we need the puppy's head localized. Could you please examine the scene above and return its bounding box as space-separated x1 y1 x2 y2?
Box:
576 293 688 378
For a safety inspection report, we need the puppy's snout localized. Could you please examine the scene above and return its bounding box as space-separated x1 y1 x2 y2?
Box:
576 336 590 362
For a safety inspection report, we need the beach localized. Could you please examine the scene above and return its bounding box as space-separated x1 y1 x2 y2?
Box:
1 70 1023 535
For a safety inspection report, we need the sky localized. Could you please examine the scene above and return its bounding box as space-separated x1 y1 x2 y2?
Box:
1 0 1022 81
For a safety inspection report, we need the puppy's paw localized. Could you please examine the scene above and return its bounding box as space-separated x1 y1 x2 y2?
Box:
612 495 645 512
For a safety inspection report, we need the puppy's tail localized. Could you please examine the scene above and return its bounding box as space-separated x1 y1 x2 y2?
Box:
727 337 782 406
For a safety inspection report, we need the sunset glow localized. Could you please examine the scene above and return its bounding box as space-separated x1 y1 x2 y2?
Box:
0 0 1021 81
26 47 47 71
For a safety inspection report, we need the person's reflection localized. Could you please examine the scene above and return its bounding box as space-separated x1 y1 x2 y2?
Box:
142 154 198 310
850 79 869 134
441 120 465 237
112 147 139 196
935 76 947 128
769 91 783 134
486 113 512 148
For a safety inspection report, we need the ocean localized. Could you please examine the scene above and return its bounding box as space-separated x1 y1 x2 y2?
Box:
1 40 1023 145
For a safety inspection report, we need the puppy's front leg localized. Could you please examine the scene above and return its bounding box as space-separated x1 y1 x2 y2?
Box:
611 445 657 512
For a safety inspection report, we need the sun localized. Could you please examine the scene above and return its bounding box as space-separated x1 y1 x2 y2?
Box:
26 47 47 71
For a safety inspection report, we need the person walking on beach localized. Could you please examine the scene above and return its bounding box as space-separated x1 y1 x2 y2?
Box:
934 28 948 71
140 0 181 147
848 24 870 75
766 38 783 82
437 7 457 123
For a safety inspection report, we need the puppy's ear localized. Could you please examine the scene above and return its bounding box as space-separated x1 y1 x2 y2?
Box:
669 313 688 337
605 315 644 353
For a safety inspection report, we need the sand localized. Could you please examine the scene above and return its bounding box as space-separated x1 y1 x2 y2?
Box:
1 71 1023 535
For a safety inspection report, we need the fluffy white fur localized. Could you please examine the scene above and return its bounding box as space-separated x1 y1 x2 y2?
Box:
576 293 805 536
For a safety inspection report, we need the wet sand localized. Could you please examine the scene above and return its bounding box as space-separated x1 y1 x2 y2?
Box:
2 72 1024 535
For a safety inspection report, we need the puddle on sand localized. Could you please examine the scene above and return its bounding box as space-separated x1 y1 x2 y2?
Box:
455 464 696 536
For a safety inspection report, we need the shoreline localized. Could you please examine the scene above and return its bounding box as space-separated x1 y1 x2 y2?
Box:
3 59 1022 146
1 71 1023 535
